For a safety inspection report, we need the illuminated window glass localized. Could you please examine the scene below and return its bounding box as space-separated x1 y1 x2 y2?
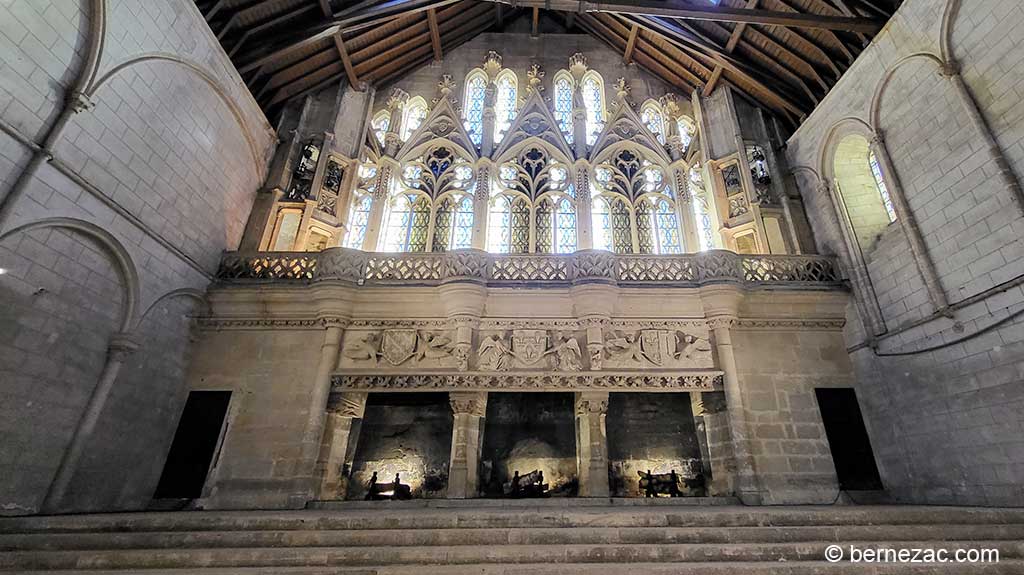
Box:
452 195 474 249
487 196 512 253
581 74 604 146
510 196 530 253
432 196 454 252
636 199 654 254
689 166 715 251
592 197 613 252
401 98 428 142
869 151 897 223
654 199 681 254
535 198 554 253
555 198 577 253
641 103 665 144
371 112 390 145
677 118 694 151
554 75 574 144
464 73 487 147
383 194 430 252
494 72 518 143
344 194 372 249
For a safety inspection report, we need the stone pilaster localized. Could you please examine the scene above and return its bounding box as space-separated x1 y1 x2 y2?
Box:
471 161 492 250
316 392 367 500
447 391 487 498
574 162 593 250
575 391 610 497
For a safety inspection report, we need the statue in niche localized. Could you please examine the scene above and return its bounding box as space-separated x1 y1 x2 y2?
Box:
478 333 513 371
547 332 582 372
674 332 712 363
343 332 381 363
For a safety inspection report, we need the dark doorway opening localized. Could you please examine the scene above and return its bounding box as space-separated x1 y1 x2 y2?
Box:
815 388 883 491
153 391 232 499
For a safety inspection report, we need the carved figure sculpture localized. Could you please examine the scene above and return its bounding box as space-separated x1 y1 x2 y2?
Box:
588 343 604 370
478 333 513 371
604 330 644 364
451 342 471 371
416 330 455 361
343 332 381 362
674 332 713 362
547 333 582 371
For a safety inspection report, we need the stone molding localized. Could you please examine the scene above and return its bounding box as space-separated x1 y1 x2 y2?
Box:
197 317 350 330
331 372 724 392
217 248 844 288
449 391 488 416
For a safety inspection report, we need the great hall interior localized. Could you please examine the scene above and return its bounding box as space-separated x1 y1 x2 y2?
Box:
1 0 1023 572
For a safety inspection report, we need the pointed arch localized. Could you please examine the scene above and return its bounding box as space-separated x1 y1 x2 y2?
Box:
463 69 488 147
371 110 391 146
580 70 606 146
640 99 666 144
400 96 428 142
493 69 519 144
676 115 696 152
552 70 575 144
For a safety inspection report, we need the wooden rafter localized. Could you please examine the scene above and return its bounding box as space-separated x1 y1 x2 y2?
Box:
334 32 361 88
623 23 639 63
428 9 443 60
480 0 883 32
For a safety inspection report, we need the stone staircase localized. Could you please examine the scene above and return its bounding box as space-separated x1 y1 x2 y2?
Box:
2 501 1023 574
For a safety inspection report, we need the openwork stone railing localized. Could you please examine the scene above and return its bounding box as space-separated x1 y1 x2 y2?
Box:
218 249 843 288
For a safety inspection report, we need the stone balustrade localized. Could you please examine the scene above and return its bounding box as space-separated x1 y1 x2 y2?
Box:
217 248 844 288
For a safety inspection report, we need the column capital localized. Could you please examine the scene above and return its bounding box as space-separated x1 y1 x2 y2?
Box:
328 392 368 418
449 391 487 417
575 391 609 415
68 91 95 113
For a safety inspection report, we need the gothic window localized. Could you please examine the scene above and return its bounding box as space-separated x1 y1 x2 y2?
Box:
383 193 431 252
534 196 577 254
494 70 518 143
372 111 390 146
401 97 428 142
869 151 897 223
592 196 613 252
553 72 574 144
677 117 695 151
634 193 680 254
431 193 474 251
555 197 577 253
510 196 530 253
487 194 529 253
641 101 665 144
592 196 632 253
581 72 605 146
689 165 715 251
344 193 372 249
452 194 474 249
464 70 487 147
535 198 553 253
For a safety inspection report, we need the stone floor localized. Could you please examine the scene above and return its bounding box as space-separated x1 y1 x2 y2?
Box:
1 502 1023 573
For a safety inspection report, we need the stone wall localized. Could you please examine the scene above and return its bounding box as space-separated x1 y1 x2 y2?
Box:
786 0 1024 505
0 0 274 515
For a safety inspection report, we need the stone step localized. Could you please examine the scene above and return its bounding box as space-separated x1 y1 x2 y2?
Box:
29 563 1024 575
5 506 1024 534
3 523 1024 551
3 541 1022 571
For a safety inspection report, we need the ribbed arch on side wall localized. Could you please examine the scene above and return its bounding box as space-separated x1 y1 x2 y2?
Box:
868 53 946 132
87 53 267 172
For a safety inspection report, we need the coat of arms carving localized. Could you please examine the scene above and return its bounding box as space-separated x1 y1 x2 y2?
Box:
381 329 419 365
512 329 548 366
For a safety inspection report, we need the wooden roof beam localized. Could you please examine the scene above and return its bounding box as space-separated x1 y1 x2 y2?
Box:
577 15 696 92
623 23 639 63
480 0 884 32
428 9 443 60
531 7 540 37
333 32 362 89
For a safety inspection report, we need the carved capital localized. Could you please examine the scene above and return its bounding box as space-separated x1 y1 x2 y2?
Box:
575 392 609 416
568 52 588 80
67 91 95 113
386 88 409 110
706 317 736 331
449 391 487 417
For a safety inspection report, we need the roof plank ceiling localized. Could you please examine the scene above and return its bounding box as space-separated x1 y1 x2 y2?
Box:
195 0 898 127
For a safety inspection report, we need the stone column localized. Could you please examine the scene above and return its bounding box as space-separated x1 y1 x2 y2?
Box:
568 53 589 157
447 392 487 499
671 162 700 252
471 161 492 250
42 333 139 512
574 391 610 498
574 162 593 250
361 158 396 251
316 392 367 500
708 316 761 504
693 391 735 496
295 321 345 504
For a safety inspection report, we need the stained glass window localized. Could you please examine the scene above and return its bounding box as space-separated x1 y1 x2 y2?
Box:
344 194 372 249
383 194 430 252
401 98 428 142
554 75 574 144
464 72 487 147
610 198 633 253
372 112 390 145
677 118 694 151
869 151 897 223
535 198 554 253
654 199 681 254
592 197 614 252
556 198 577 253
641 103 665 144
689 166 715 251
452 195 474 249
432 196 453 252
582 74 604 146
488 196 512 253
636 199 654 254
510 196 530 253
494 72 517 143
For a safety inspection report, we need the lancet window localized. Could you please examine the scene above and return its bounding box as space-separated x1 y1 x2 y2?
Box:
494 70 518 143
641 101 666 144
489 145 575 253
689 165 715 251
581 72 605 146
401 97 428 142
371 111 390 145
677 117 695 152
591 147 678 254
383 192 431 252
869 150 897 223
553 72 574 144
397 145 476 252
464 71 487 147
343 161 378 249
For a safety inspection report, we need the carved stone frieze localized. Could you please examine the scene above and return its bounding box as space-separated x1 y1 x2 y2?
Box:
601 328 713 369
340 328 461 368
332 372 724 392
